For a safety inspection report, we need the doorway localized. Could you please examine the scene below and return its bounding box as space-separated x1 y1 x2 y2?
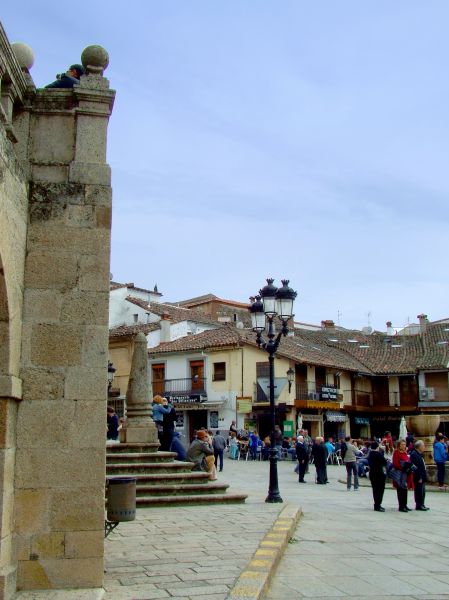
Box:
188 410 208 442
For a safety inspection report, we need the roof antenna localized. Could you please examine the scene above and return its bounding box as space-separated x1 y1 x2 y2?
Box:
337 309 342 327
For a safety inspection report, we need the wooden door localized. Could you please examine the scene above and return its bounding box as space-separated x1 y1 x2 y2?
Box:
190 360 204 391
152 363 165 396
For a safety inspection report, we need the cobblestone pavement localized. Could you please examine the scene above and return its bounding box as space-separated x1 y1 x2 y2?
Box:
104 457 449 599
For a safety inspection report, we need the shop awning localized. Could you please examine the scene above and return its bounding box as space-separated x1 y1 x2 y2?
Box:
326 411 347 423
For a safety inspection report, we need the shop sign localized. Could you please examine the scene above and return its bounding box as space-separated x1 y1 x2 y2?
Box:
283 420 294 436
321 386 338 400
307 401 340 409
354 417 370 425
326 411 347 423
237 399 252 413
172 395 205 404
301 414 322 422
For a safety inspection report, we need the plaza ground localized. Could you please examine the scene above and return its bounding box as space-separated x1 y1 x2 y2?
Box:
104 457 449 599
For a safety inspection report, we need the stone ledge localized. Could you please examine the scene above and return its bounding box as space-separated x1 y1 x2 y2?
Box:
226 503 302 600
15 588 104 599
0 375 22 400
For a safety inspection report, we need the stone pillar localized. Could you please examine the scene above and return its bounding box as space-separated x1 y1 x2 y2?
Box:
13 46 114 593
120 333 158 444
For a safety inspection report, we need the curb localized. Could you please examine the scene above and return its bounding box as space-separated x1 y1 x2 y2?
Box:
226 503 302 600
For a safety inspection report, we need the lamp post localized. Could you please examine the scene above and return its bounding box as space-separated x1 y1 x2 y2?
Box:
287 367 295 394
107 361 116 394
249 279 297 503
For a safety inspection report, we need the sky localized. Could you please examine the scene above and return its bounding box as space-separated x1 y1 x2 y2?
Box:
3 2 449 331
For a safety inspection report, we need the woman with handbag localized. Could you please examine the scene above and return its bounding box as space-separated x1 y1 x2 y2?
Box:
392 439 414 512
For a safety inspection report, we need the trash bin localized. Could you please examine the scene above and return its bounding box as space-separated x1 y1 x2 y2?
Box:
106 477 136 522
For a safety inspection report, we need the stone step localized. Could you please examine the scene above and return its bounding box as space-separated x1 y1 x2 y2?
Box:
136 482 229 497
106 442 160 454
108 471 211 486
106 451 177 464
136 493 248 507
106 461 195 475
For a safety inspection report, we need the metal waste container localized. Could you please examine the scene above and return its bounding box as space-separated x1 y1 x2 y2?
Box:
106 477 136 522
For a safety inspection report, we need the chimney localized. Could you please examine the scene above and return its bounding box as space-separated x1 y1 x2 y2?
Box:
321 320 335 330
417 314 428 334
386 321 394 336
160 313 171 343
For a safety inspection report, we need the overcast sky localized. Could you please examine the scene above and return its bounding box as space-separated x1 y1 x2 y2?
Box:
3 2 448 330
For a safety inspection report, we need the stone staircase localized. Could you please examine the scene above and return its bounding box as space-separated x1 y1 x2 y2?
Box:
106 442 247 506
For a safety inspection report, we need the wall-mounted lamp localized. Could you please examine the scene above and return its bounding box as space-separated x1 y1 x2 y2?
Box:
287 367 295 393
107 361 116 393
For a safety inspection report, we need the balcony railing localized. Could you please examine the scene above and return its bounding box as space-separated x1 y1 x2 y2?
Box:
155 378 207 401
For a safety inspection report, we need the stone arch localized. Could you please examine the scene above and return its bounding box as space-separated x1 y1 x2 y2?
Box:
0 253 9 376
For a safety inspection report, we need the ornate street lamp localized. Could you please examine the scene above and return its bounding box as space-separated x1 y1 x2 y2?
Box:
249 278 297 503
107 361 116 394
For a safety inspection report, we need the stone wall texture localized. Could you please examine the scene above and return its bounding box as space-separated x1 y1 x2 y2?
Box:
0 24 115 598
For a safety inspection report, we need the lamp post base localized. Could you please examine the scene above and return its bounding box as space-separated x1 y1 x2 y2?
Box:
265 448 283 503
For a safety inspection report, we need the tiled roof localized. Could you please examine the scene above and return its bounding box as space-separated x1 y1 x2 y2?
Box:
418 323 449 370
172 294 218 306
148 326 367 372
173 294 249 310
149 325 248 354
125 296 220 326
109 323 159 338
110 281 162 295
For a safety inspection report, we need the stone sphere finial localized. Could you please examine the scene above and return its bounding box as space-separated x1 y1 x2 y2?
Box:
11 42 35 70
81 45 109 76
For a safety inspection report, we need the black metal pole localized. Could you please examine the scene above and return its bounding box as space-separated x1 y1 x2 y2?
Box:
266 319 283 503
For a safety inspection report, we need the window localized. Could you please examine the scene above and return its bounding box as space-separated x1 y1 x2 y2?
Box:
133 313 138 323
213 362 226 381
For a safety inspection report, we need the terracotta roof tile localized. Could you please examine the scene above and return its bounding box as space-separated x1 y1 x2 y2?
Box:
125 296 220 326
109 323 159 338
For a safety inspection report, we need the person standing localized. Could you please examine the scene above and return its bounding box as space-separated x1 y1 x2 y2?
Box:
392 439 413 512
107 405 119 441
302 429 313 473
273 425 283 459
311 437 328 484
296 435 308 483
367 441 387 511
410 440 429 511
433 434 447 490
160 398 177 451
343 436 360 491
213 430 227 472
249 430 261 461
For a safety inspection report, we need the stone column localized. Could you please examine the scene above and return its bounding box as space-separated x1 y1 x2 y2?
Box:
120 333 158 444
14 45 115 593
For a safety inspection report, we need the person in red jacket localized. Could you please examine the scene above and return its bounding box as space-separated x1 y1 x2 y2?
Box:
392 439 414 512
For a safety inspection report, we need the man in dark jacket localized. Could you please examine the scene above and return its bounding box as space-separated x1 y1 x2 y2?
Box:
160 399 177 451
367 441 387 511
295 435 308 483
45 64 85 88
410 440 429 511
311 437 328 484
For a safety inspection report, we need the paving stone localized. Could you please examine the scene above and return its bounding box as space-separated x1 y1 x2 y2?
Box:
104 460 449 600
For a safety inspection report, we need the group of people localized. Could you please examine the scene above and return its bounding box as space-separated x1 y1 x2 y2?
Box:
294 429 448 513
